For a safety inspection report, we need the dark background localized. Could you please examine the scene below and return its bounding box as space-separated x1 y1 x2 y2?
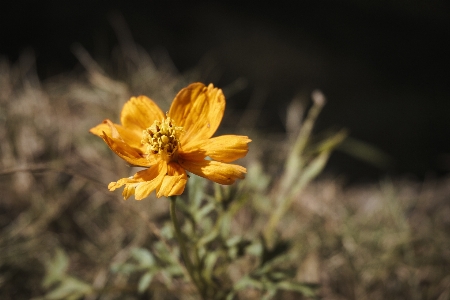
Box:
1 0 449 182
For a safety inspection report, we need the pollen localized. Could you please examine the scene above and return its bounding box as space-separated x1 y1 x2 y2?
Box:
141 117 183 161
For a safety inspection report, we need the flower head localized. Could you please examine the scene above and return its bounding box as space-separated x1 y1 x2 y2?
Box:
90 83 251 200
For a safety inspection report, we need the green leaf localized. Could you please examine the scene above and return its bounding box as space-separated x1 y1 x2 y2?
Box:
246 162 271 192
269 271 289 281
202 251 219 284
138 272 154 294
159 269 175 288
42 248 69 288
225 290 236 300
188 174 206 209
289 149 331 199
159 224 174 240
226 235 241 248
276 281 318 297
233 276 264 291
165 264 184 277
131 248 155 267
261 239 290 266
195 202 215 221
154 240 178 262
261 287 277 300
317 129 347 152
110 262 139 274
41 277 93 300
246 241 263 257
302 150 330 182
197 225 220 247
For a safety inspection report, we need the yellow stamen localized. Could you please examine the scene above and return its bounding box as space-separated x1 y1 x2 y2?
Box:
141 117 183 162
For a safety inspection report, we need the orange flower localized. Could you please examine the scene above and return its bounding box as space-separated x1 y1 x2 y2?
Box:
90 83 251 200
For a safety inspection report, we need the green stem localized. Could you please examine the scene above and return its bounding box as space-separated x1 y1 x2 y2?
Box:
264 95 326 247
169 196 205 299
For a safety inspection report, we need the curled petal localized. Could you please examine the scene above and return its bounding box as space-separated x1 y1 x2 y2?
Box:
169 83 225 147
121 95 165 132
108 163 164 200
122 184 138 200
108 177 140 200
134 162 167 200
178 159 246 185
90 120 144 151
101 132 155 167
90 120 117 138
108 177 138 191
156 162 188 197
103 119 122 139
181 135 251 163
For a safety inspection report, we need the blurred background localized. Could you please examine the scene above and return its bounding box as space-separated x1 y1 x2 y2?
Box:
2 1 450 299
2 0 450 182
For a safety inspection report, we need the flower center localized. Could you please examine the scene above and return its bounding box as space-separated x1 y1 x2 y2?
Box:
141 117 183 162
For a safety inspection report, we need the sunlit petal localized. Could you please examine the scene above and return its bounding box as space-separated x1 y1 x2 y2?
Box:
182 135 251 163
178 158 246 185
156 162 188 197
108 177 137 191
101 132 154 167
178 147 207 161
134 162 167 200
90 119 143 150
109 177 140 200
168 83 225 147
121 95 165 132
90 120 114 138
122 184 138 199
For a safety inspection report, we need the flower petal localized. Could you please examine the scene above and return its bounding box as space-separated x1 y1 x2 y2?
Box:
108 177 138 191
134 162 167 200
108 163 164 200
109 177 140 200
121 95 165 132
101 132 155 167
90 120 114 138
168 83 225 147
181 135 251 163
178 158 246 185
122 184 138 200
90 119 143 150
156 162 188 197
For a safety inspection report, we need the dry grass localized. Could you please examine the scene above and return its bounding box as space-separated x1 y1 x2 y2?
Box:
0 42 449 299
